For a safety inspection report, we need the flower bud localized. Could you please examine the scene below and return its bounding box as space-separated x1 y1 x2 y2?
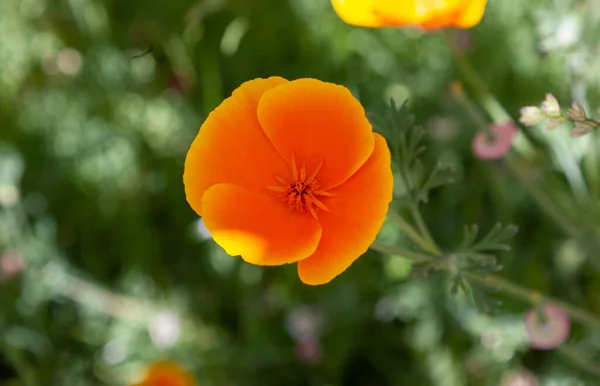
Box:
519 107 545 126
541 94 561 117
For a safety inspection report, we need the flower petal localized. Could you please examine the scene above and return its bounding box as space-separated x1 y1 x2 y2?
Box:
331 0 487 29
202 183 322 266
454 0 487 28
184 77 291 216
331 0 385 27
257 78 374 190
138 361 195 386
297 134 393 285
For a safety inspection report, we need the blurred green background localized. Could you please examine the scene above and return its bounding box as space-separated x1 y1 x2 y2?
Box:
2 0 600 384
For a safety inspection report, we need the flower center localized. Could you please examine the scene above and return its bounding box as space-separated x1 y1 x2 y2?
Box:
267 156 334 219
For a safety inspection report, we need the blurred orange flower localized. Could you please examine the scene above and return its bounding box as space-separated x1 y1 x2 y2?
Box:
331 0 488 30
184 77 393 285
136 361 195 386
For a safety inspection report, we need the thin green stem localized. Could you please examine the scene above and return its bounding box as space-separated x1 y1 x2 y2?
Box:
370 241 428 262
388 210 440 256
444 30 536 160
558 344 600 377
505 156 581 238
450 71 583 240
447 30 593 208
464 272 600 330
398 167 414 199
370 243 600 330
399 142 414 194
451 83 491 131
410 205 441 255
444 31 510 124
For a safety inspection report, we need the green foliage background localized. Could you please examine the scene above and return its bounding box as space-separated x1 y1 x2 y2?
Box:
2 0 600 385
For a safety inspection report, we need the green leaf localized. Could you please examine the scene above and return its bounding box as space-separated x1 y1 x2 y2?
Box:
459 224 479 251
450 274 468 295
448 223 517 314
456 252 498 269
470 280 503 314
459 223 518 253
410 259 442 279
403 125 426 167
369 98 414 153
416 162 456 203
449 272 501 313
371 99 456 206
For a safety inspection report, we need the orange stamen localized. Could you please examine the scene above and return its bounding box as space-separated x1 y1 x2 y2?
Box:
308 159 324 180
274 175 288 185
269 156 332 219
291 154 299 182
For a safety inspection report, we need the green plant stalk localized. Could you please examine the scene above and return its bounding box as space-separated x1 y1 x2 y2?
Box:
447 38 600 271
464 272 600 329
410 205 441 255
370 240 429 262
449 67 584 240
447 29 592 205
444 31 535 158
380 56 600 331
582 132 600 198
505 155 581 238
558 343 600 377
370 242 600 330
388 210 440 255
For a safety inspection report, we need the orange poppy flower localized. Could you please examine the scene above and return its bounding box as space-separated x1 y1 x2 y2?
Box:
184 77 393 285
331 0 488 30
135 361 195 386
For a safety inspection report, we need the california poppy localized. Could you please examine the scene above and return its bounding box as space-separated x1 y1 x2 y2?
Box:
135 361 195 386
184 77 393 285
331 0 488 30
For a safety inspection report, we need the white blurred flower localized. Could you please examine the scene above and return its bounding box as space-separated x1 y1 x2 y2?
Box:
148 311 181 349
194 218 212 240
0 184 19 207
102 339 127 365
56 48 83 76
519 107 545 126
286 306 321 342
541 94 561 117
556 16 581 48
